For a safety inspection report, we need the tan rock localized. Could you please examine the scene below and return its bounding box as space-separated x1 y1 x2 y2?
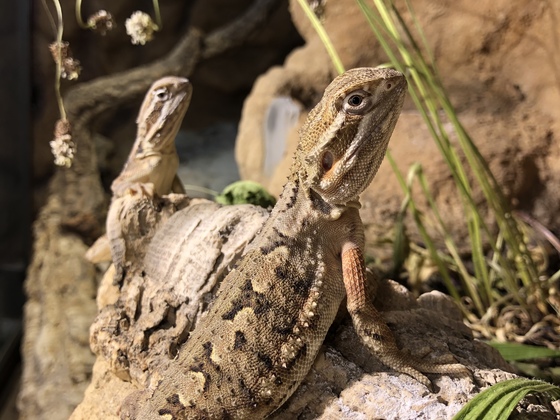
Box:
89 196 269 387
18 195 98 419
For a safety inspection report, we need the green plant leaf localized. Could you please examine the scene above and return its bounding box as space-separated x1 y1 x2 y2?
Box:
294 0 344 74
453 378 560 420
489 341 560 361
215 181 276 208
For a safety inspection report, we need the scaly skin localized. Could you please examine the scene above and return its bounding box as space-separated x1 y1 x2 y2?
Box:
86 76 192 265
111 76 192 197
120 67 467 419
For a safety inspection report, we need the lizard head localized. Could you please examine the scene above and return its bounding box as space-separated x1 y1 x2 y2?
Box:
296 67 407 207
136 76 193 152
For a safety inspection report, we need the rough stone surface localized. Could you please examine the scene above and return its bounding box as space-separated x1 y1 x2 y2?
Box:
235 0 560 253
89 195 269 388
73 268 536 419
70 359 138 420
18 194 98 420
71 194 270 418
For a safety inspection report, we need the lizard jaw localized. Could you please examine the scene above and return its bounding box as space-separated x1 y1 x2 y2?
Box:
311 68 407 206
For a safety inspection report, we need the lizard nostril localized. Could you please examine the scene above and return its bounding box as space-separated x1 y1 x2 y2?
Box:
386 82 393 90
321 151 334 171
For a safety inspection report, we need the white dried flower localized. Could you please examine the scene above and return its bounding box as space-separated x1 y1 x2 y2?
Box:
87 10 116 36
61 58 81 80
125 11 158 45
50 119 75 168
49 41 82 80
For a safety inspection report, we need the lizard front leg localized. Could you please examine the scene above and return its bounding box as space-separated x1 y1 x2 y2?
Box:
341 242 469 388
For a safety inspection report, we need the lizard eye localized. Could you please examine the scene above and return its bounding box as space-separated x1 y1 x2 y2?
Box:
342 90 373 115
154 87 169 101
321 151 334 171
348 95 363 106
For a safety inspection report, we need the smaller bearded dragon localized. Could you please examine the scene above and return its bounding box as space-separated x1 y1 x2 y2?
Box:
86 76 192 265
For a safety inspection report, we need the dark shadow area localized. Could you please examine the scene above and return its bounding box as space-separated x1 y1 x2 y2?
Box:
0 0 30 413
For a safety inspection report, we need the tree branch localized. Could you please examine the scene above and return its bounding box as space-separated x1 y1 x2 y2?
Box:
56 0 282 234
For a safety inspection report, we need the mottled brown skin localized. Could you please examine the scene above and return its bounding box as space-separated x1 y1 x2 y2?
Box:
86 76 192 265
120 68 467 419
111 76 192 197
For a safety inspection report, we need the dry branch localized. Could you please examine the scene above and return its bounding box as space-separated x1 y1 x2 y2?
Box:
56 0 282 236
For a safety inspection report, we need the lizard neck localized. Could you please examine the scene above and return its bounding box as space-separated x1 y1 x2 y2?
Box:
135 136 178 158
260 175 352 241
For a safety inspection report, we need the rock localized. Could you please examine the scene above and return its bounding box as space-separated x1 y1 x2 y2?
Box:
70 167 551 419
72 182 517 418
271 282 519 419
18 194 98 419
72 195 269 418
69 359 137 420
89 194 269 387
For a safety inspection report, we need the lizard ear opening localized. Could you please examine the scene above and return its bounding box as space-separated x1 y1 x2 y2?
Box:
321 150 334 171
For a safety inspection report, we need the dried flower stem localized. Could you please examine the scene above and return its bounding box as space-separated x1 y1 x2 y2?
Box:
75 0 88 28
152 0 162 29
41 0 58 34
52 0 66 120
75 0 115 35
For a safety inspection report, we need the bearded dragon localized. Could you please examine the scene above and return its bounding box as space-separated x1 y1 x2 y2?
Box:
86 76 192 264
120 67 467 419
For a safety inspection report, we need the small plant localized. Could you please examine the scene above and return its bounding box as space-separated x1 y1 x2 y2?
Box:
42 0 165 167
452 378 560 420
42 0 79 166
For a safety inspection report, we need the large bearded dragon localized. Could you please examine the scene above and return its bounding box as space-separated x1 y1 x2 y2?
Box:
120 68 467 419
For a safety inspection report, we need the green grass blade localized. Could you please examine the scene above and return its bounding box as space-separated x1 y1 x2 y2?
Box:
489 341 560 362
387 155 464 306
467 213 492 307
294 0 345 74
453 378 560 420
414 167 485 315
